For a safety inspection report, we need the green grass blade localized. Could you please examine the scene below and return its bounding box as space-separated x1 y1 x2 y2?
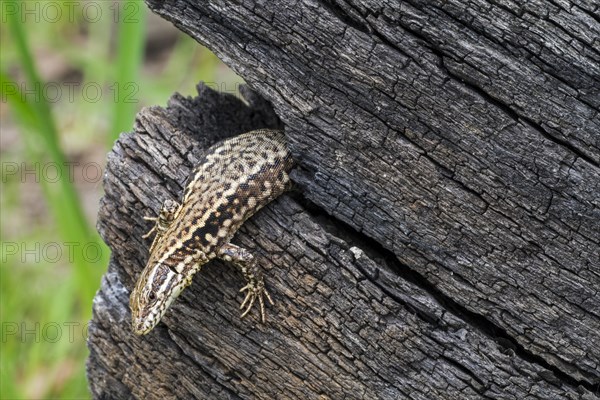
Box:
110 0 146 144
3 7 109 302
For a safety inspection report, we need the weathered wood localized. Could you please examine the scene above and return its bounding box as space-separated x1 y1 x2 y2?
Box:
87 0 600 398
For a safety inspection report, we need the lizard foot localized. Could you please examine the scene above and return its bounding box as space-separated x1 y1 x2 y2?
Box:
239 280 274 323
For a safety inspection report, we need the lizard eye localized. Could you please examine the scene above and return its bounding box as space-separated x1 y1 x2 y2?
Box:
148 292 156 301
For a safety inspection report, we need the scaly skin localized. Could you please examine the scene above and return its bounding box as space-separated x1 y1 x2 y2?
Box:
130 129 294 335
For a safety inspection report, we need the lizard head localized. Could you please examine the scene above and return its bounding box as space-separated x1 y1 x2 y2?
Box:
129 261 190 335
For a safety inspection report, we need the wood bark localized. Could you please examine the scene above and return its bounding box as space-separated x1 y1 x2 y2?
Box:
87 1 600 399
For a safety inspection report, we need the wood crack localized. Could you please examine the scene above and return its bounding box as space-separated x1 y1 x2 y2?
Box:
294 192 599 391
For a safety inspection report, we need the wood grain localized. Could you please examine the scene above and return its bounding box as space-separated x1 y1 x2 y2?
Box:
87 0 600 398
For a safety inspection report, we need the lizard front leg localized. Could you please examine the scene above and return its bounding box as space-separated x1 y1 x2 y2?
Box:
218 242 274 322
142 199 181 252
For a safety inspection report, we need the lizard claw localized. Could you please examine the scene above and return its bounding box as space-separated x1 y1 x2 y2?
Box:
239 282 274 322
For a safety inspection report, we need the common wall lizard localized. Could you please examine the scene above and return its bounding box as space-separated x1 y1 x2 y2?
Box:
130 129 294 335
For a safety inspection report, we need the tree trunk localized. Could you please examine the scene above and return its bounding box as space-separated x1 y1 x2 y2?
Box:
87 1 600 399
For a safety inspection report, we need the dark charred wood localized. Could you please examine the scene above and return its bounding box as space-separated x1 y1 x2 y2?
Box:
87 1 600 399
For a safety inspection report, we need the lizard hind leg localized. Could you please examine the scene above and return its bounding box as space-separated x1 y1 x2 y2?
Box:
218 242 274 322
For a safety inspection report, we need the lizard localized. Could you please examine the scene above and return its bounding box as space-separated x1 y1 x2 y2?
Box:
130 129 294 335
